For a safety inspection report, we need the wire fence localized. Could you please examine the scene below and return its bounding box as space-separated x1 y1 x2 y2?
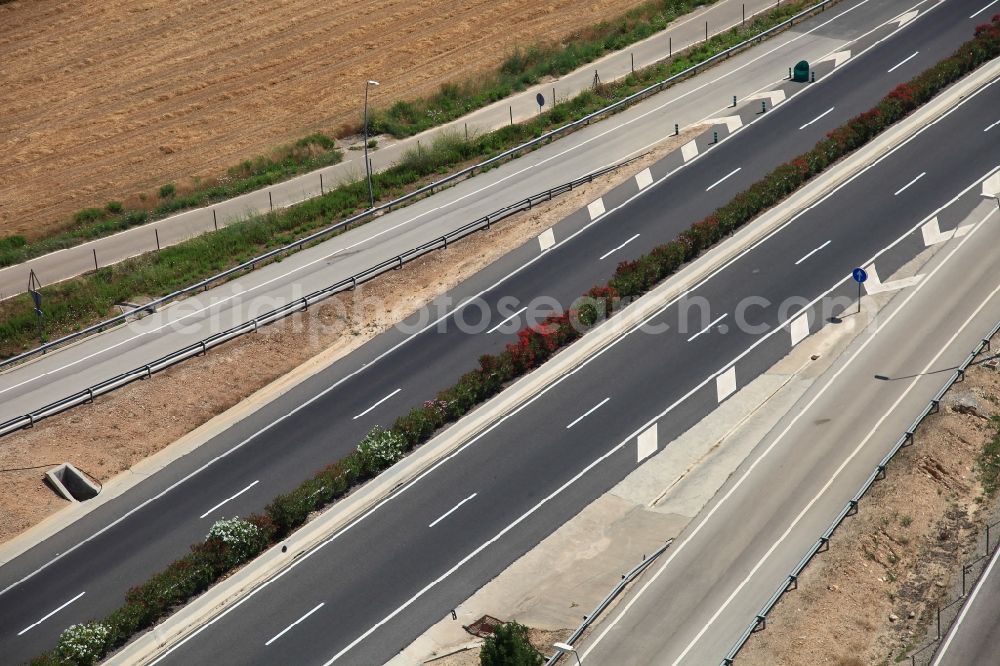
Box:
0 0 836 373
0 157 643 439
720 318 1000 665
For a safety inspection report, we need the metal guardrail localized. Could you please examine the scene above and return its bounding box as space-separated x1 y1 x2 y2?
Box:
0 0 835 373
720 318 1000 665
545 539 673 665
0 158 643 439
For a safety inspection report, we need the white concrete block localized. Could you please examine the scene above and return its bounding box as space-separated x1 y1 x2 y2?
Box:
637 423 658 463
790 313 810 347
681 140 699 162
983 172 1000 198
588 198 606 220
537 228 555 252
635 168 653 190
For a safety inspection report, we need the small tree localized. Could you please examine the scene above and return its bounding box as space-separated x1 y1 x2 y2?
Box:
206 516 265 566
479 621 543 666
356 426 406 476
56 621 110 665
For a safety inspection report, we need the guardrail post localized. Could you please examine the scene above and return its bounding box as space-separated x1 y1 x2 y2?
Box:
818 536 829 552
876 464 887 481
143 365 152 379
787 574 797 591
27 414 34 429
753 614 766 632
397 256 404 270
301 297 308 311
199 341 207 357
904 430 915 446
931 399 940 414
957 367 966 382
847 499 858 516
87 388 94 404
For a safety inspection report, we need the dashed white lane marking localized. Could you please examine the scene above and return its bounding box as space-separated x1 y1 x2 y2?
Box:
681 140 699 162
887 50 919 73
352 388 402 420
18 591 85 636
588 198 606 220
706 167 742 192
635 168 653 190
799 107 835 130
894 171 925 195
265 603 324 646
983 118 1000 132
567 397 611 429
862 264 924 295
716 367 737 402
428 493 478 528
487 307 527 334
200 480 260 519
895 9 919 25
817 50 851 67
599 234 640 261
537 228 556 252
687 313 728 342
970 0 998 19
637 423 658 463
705 115 743 132
794 240 831 265
790 313 810 347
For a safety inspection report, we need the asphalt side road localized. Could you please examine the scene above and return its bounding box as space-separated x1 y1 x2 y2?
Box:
0 0 932 424
135 52 1000 666
932 542 1000 665
0 2 989 663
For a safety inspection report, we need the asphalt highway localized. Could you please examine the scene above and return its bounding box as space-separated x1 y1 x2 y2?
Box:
932 542 1000 665
149 61 1000 666
0 0 932 425
0 1 990 662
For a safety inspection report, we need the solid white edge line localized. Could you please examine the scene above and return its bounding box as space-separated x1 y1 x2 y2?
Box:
970 0 1000 19
599 234 641 261
566 398 611 429
798 106 835 130
687 313 728 342
0 0 949 607
894 170 926 195
486 307 528 334
352 388 402 420
931 542 1000 665
264 602 324 646
887 50 919 72
428 493 478 528
705 167 742 191
199 480 261 520
17 591 85 636
794 239 832 265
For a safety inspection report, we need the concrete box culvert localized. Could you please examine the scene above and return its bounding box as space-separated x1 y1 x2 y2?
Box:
45 463 100 502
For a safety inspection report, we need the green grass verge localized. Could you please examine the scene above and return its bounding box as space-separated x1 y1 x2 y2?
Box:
0 0 816 360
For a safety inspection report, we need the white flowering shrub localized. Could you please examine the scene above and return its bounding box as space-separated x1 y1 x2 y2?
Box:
356 425 406 475
56 621 110 665
207 516 263 565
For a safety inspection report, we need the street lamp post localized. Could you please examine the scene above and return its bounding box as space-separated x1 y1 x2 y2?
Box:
552 642 582 665
363 79 380 209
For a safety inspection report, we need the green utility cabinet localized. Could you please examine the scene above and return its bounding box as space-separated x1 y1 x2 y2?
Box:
793 60 810 82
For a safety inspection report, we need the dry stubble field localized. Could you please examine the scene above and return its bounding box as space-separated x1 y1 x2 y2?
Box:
0 0 646 240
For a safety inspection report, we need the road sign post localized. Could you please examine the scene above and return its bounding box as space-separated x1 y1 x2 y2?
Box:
28 269 44 344
536 92 545 115
852 267 868 314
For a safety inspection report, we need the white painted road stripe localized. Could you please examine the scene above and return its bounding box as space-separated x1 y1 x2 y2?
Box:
599 234 640 260
637 423 658 462
794 239 831 265
687 313 727 342
799 107 835 130
587 198 606 220
199 480 260 519
894 9 919 26
18 591 85 636
887 50 919 73
983 119 1000 132
635 168 653 190
265 603 324 646
487 307 527 334
970 0 999 19
537 228 555 252
705 167 741 192
567 398 611 429
352 388 402 420
428 493 478 528
716 367 737 402
894 171 925 195
790 313 810 346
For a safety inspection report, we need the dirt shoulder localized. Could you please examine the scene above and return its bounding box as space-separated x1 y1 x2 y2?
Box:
741 363 1000 666
0 0 647 240
0 130 696 544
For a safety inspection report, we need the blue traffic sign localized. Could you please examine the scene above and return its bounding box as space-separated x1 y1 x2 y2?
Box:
852 267 868 283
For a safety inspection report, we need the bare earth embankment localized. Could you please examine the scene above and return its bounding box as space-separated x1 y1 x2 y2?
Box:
0 0 646 239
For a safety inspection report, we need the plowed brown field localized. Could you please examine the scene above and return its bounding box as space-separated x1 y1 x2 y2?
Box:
0 0 645 240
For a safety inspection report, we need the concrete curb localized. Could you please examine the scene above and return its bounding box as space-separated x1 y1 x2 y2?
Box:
107 58 1000 666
